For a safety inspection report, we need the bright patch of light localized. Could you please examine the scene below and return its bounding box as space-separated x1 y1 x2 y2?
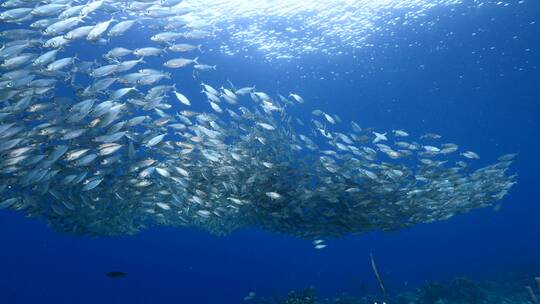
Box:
168 0 509 60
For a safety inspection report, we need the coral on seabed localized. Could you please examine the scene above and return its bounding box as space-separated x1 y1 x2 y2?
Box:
248 275 537 304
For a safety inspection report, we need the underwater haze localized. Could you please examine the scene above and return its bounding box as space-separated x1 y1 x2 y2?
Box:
0 0 539 303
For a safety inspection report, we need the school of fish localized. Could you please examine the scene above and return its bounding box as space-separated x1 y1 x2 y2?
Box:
0 0 517 239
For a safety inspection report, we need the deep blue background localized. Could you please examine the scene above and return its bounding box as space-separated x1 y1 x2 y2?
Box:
1 1 539 303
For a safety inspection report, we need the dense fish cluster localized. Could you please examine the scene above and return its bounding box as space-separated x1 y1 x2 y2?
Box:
171 0 513 59
0 0 516 238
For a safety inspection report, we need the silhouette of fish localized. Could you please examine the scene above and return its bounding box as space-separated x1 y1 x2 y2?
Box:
106 271 127 279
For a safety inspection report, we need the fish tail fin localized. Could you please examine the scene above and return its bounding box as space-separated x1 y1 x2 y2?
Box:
227 79 236 90
197 44 204 53
193 57 199 65
66 72 77 86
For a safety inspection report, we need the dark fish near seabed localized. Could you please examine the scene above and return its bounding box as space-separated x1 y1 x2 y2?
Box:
106 271 127 279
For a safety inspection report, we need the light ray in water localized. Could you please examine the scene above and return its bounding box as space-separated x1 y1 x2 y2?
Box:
176 0 510 59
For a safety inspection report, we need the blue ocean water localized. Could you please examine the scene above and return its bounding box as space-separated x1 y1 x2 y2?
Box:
1 1 539 303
